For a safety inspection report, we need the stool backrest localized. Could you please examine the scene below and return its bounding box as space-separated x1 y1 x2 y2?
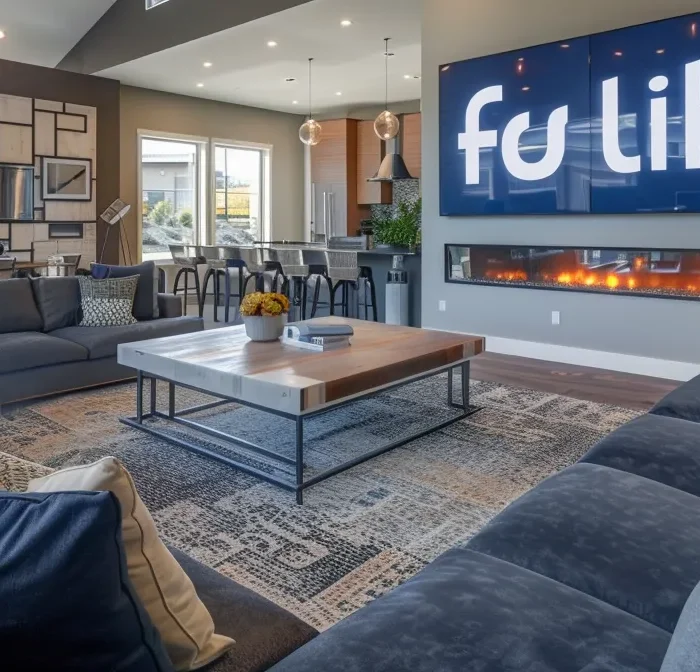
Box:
325 250 359 282
169 244 200 266
219 246 264 273
267 247 308 277
197 246 222 263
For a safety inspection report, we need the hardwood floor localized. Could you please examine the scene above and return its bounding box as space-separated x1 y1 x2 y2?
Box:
471 351 679 411
195 300 680 412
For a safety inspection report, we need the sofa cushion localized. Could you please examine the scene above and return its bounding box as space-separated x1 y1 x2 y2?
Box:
0 490 173 671
0 278 43 333
92 261 160 320
661 580 700 672
269 548 669 672
30 276 80 331
28 457 234 671
51 316 203 360
651 375 700 423
467 463 700 633
581 413 700 497
170 547 318 672
0 331 88 374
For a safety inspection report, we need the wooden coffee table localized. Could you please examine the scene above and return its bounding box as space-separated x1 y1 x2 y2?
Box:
118 318 485 504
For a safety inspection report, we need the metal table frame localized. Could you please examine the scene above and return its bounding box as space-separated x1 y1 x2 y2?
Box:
120 360 480 504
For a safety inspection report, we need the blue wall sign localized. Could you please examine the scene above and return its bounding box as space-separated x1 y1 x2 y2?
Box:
440 13 700 216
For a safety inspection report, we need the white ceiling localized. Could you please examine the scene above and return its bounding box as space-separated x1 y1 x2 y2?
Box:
0 0 118 67
98 0 422 114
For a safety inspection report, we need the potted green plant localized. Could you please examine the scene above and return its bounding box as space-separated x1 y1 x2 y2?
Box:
372 198 422 252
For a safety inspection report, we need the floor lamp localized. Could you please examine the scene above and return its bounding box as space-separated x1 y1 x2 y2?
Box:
99 199 133 265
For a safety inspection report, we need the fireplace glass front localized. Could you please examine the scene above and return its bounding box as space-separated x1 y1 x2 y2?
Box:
446 246 700 301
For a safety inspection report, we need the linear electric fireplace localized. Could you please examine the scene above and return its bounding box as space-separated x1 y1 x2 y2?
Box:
446 245 700 301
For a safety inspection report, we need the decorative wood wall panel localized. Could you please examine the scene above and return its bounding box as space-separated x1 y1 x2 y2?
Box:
0 93 98 267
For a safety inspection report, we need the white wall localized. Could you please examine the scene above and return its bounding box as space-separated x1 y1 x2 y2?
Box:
422 0 700 379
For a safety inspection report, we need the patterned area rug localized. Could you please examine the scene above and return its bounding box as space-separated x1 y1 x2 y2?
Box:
0 375 638 630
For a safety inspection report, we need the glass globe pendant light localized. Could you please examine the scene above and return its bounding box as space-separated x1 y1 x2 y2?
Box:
374 38 400 141
299 58 322 146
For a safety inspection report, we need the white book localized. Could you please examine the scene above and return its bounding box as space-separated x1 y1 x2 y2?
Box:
282 337 351 352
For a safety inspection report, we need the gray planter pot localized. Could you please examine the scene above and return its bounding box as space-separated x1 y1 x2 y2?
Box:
242 314 287 342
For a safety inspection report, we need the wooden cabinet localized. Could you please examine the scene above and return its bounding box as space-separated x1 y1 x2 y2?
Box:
356 120 392 206
310 119 364 238
402 113 421 179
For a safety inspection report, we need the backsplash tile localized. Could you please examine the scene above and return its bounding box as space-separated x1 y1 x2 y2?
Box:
371 179 421 221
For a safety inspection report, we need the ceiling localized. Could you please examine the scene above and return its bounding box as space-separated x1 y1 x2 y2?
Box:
97 0 422 114
0 0 118 67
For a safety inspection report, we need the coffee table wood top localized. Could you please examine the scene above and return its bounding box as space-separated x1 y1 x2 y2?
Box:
118 318 485 415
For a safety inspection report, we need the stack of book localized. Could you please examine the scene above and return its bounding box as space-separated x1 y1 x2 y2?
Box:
283 322 354 352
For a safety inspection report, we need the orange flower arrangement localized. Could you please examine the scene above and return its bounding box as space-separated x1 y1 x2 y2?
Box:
239 292 290 318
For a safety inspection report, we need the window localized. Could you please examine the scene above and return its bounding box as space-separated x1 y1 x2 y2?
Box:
214 145 266 245
140 136 204 260
146 0 170 9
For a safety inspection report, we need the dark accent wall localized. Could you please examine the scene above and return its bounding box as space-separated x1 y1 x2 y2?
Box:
0 58 121 263
58 0 314 75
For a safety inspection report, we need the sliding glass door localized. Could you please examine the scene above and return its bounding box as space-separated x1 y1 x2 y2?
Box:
214 145 264 245
141 136 204 261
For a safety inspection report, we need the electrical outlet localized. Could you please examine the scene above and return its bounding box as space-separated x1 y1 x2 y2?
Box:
439 300 447 312
552 311 561 326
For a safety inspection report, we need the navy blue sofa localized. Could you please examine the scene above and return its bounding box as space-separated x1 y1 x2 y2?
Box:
268 375 700 672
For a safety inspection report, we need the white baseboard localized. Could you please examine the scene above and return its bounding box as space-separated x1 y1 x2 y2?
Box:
429 329 700 381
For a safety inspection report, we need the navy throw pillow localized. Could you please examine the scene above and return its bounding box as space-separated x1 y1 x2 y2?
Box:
0 490 174 672
92 261 160 321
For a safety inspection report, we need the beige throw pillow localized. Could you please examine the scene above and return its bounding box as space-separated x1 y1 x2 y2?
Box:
28 457 234 671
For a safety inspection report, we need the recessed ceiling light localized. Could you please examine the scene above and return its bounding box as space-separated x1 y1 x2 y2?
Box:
0 30 5 39
404 74 411 79
292 100 299 105
614 50 623 57
518 57 525 62
267 40 278 48
203 62 213 68
656 48 666 54
560 44 570 49
340 19 352 27
521 86 531 91
196 83 204 88
335 91 342 96
441 65 450 72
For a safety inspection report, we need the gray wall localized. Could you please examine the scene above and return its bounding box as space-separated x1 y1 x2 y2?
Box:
58 0 313 74
422 0 700 365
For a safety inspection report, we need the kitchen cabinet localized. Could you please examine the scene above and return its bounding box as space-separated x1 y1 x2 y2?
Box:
402 113 421 179
310 119 364 240
356 120 392 205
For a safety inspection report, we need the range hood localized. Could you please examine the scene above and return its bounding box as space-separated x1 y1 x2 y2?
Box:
368 115 415 182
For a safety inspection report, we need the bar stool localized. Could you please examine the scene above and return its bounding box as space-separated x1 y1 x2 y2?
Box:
198 246 227 322
266 247 309 321
219 247 266 323
170 244 204 317
0 257 16 279
260 247 288 294
327 250 378 321
301 248 334 319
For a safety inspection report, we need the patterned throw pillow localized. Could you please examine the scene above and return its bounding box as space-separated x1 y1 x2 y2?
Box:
78 275 139 327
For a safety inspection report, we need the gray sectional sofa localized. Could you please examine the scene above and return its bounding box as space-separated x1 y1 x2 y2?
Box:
0 276 203 405
263 375 700 672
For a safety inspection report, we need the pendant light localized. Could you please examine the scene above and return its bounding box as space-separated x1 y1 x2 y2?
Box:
374 38 400 141
299 58 322 146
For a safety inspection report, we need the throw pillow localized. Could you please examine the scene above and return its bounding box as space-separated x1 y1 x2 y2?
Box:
0 278 43 333
92 261 161 320
660 580 700 671
28 457 235 671
78 274 139 327
0 489 174 671
30 276 81 331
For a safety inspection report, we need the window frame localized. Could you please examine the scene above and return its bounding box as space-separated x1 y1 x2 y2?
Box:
137 129 209 262
210 138 272 244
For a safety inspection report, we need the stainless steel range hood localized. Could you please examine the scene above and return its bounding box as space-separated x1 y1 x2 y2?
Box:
368 115 415 182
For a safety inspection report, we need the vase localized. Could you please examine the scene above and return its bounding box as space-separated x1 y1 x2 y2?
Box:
242 314 287 342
